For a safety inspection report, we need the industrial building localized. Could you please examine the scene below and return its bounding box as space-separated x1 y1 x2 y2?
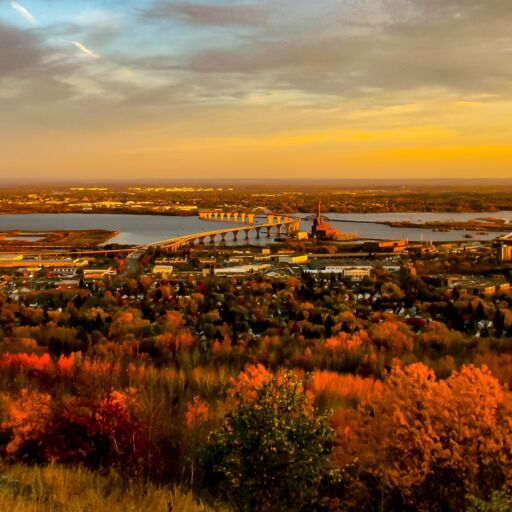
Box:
0 255 88 269
494 234 512 262
364 240 408 253
303 265 372 281
311 202 344 240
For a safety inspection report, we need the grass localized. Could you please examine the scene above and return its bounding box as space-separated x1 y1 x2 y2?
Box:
0 464 224 512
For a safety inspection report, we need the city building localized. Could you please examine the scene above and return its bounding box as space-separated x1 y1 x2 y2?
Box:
0 255 88 269
303 265 372 281
494 234 512 262
364 240 408 253
311 202 344 240
152 265 174 276
278 255 309 264
83 268 116 279
212 264 270 276
450 276 511 296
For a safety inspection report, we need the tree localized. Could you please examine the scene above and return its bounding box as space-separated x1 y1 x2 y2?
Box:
196 371 336 512
467 489 512 512
331 362 512 511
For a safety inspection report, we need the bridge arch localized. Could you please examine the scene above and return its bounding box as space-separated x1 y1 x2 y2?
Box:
252 206 272 215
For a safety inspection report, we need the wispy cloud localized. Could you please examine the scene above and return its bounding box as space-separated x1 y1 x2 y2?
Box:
143 1 268 27
71 41 100 60
10 0 37 25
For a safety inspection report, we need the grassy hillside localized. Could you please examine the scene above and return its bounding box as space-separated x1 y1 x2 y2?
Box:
0 464 222 512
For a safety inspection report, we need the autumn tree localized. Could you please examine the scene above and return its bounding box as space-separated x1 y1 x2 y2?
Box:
331 362 512 511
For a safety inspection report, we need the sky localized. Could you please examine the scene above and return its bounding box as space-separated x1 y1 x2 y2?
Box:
1 0 512 181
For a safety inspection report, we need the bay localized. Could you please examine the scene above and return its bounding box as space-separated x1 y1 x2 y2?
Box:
0 212 509 246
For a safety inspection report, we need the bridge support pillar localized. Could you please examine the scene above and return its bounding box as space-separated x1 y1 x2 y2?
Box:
233 231 238 241
277 224 283 236
266 227 272 237
221 233 227 242
244 230 250 240
255 227 262 238
247 213 255 225
240 213 246 223
267 214 274 225
233 212 239 223
226 212 232 222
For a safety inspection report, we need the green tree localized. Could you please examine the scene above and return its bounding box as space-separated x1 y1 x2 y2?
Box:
196 371 336 512
467 489 512 512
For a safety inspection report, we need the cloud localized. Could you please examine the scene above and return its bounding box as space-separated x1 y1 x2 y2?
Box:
71 40 101 59
181 0 512 98
74 9 124 29
0 22 43 75
142 1 268 27
0 22 81 116
2 0 512 134
71 9 126 46
10 1 38 25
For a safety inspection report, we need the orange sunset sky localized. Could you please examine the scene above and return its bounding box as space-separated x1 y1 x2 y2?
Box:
1 0 512 180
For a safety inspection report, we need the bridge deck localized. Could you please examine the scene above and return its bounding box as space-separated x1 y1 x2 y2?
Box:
145 217 299 249
13 215 301 256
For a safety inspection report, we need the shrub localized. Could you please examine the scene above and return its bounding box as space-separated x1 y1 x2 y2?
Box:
196 370 336 512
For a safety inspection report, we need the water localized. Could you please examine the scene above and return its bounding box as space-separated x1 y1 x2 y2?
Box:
0 214 272 247
316 211 512 223
4 236 44 242
0 212 509 246
299 211 512 243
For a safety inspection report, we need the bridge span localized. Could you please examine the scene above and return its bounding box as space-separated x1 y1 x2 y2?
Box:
144 212 301 251
12 212 301 257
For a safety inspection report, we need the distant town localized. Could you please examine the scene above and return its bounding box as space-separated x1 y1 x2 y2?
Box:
1 182 512 216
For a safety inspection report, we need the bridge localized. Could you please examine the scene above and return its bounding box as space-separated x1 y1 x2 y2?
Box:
145 212 301 251
8 212 301 257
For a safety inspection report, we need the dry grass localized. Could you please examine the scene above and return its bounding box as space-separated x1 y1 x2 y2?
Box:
311 370 385 409
0 464 224 512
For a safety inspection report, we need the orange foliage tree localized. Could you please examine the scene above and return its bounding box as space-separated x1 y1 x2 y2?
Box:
0 389 51 460
330 362 512 511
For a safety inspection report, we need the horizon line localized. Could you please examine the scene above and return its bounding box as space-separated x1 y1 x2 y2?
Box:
2 178 512 184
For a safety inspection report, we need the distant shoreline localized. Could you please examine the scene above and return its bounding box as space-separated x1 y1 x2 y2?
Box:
1 208 512 217
2 178 512 188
